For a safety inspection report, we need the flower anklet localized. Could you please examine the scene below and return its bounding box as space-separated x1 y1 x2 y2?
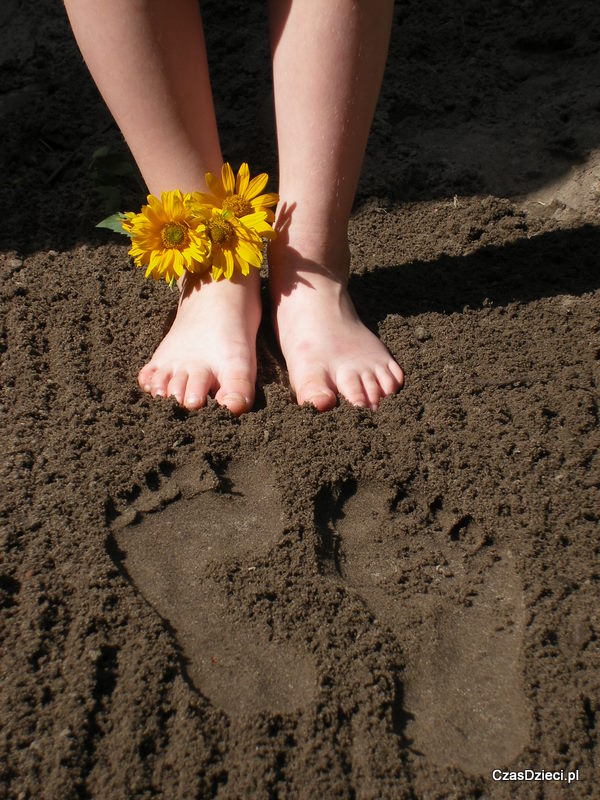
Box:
100 163 278 285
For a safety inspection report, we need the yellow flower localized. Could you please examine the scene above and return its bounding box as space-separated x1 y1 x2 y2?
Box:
198 206 275 281
122 190 210 284
193 162 279 222
189 163 279 281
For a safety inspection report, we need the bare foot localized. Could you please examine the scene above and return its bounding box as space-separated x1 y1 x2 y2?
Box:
268 234 404 412
137 270 261 415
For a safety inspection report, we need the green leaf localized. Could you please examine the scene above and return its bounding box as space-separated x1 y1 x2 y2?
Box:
90 148 136 186
91 145 110 161
96 212 130 236
95 184 122 214
95 154 136 177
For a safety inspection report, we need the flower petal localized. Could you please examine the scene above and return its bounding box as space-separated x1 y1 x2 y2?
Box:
250 192 279 210
190 192 218 210
160 248 174 275
187 243 209 266
223 248 235 280
205 172 225 199
235 254 250 276
212 246 226 271
239 211 276 238
172 249 185 277
236 162 250 196
221 163 235 195
148 249 163 277
211 247 224 280
245 172 268 200
161 190 177 219
236 240 262 267
146 194 165 216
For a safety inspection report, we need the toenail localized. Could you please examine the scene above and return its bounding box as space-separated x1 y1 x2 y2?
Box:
185 395 198 407
143 383 152 392
310 391 332 401
154 389 165 398
223 392 247 407
370 403 378 411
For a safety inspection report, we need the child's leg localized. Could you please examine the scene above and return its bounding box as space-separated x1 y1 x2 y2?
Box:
64 0 260 415
268 0 404 411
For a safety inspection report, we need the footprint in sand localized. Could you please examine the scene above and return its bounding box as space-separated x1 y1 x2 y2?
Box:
318 481 531 775
108 458 315 718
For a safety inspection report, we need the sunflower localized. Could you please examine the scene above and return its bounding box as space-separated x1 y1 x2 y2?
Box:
122 190 210 284
188 163 278 280
193 162 279 222
197 205 276 281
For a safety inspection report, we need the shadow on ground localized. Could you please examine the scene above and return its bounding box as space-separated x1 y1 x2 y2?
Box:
1 0 599 252
351 224 600 325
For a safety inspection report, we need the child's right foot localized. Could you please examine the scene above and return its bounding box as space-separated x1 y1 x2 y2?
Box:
268 231 404 412
137 269 262 415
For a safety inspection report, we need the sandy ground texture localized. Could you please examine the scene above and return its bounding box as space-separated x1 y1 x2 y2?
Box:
1 0 599 798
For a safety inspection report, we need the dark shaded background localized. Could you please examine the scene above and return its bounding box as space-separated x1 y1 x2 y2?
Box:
1 0 599 252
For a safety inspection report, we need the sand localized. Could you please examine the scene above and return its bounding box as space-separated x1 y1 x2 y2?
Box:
1 0 598 798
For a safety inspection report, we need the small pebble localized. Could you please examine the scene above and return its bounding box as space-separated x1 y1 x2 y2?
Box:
415 326 431 342
436 564 454 578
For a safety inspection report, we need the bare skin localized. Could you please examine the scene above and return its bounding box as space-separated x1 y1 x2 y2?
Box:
269 0 404 410
137 270 261 414
65 0 404 414
269 233 404 411
64 0 260 414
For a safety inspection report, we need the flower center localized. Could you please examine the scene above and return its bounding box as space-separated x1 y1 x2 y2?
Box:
222 194 252 218
161 222 188 249
208 217 234 245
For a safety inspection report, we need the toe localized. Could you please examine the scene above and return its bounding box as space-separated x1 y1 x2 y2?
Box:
218 392 251 415
361 371 383 410
166 370 188 405
138 363 157 393
388 359 405 388
295 368 337 411
375 364 402 396
183 368 213 410
337 371 369 408
215 371 255 416
150 367 172 398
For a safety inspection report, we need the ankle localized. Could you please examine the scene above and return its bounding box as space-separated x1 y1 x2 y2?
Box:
273 202 350 260
268 231 350 292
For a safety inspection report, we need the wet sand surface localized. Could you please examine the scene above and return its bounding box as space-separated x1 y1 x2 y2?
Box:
1 0 598 797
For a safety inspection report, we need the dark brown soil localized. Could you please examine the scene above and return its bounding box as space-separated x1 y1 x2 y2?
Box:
1 1 599 798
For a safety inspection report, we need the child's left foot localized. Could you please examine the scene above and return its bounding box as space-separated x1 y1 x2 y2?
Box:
137 269 261 415
269 235 404 411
